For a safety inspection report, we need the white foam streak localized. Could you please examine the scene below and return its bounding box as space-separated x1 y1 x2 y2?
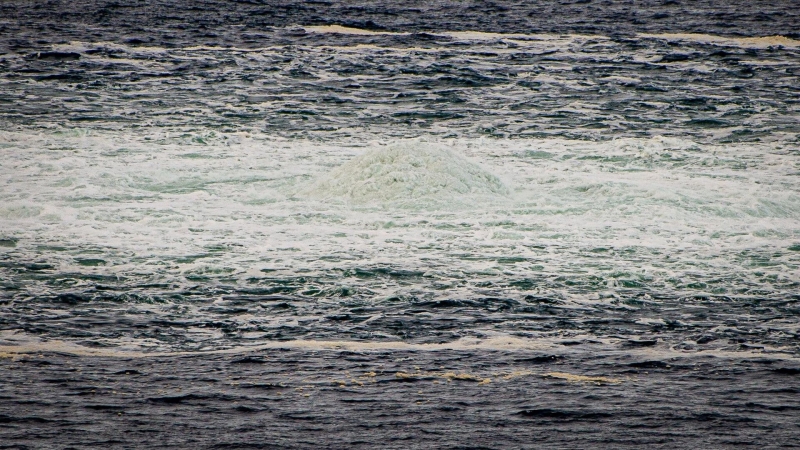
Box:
640 33 800 49
2 330 797 361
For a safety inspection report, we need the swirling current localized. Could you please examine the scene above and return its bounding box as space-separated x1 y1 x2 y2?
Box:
1 1 799 448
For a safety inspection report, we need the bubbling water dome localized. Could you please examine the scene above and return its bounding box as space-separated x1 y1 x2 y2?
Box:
304 141 510 208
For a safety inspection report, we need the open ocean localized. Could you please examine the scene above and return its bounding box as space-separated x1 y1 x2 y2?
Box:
1 1 799 448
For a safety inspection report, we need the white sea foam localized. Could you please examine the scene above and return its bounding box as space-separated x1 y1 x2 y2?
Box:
2 329 798 361
640 33 800 49
302 141 509 207
0 130 798 301
303 25 604 43
303 25 409 36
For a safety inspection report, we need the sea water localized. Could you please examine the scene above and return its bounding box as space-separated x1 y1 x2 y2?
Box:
2 24 798 354
1 2 799 446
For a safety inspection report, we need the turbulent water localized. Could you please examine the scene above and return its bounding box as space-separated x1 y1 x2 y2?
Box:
1 1 800 448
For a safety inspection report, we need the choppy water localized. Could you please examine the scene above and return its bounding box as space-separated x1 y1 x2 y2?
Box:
1 1 800 447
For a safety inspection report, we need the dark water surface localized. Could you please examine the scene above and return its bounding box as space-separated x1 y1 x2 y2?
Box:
2 0 800 141
2 350 800 449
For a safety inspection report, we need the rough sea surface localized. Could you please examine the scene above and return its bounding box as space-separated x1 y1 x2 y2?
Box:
1 1 799 448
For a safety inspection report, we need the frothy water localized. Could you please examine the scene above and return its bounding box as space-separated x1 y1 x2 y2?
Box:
303 142 509 207
1 128 798 354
